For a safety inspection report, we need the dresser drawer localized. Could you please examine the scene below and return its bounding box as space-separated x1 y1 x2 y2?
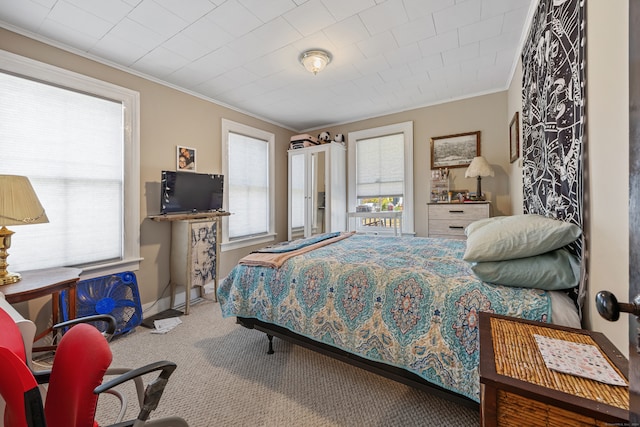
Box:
428 219 473 238
428 203 489 220
427 203 490 238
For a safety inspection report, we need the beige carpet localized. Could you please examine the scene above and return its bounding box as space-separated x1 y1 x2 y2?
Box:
96 300 480 427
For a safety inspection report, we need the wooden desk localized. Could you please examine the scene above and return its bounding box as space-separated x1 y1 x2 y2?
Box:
149 212 230 314
2 267 82 349
479 312 629 426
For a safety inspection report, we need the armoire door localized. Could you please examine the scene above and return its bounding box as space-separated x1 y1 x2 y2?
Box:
310 149 326 236
288 150 306 240
288 143 346 241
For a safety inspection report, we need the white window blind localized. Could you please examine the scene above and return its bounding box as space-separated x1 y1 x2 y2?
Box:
356 133 404 198
348 121 414 235
0 50 140 277
0 71 124 270
227 132 269 239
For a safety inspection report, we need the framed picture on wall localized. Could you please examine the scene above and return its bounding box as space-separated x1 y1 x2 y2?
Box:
509 112 520 163
430 131 480 169
177 146 196 171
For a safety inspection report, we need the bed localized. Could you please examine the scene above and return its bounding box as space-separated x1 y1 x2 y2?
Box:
218 217 582 406
219 0 588 406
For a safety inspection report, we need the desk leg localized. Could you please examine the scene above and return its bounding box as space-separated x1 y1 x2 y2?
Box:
169 281 176 310
184 281 192 315
33 289 75 353
51 287 77 326
67 285 77 321
52 290 60 328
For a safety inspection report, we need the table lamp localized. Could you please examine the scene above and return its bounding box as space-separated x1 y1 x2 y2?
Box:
0 175 49 285
465 156 494 201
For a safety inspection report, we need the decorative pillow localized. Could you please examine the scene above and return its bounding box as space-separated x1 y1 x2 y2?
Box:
463 214 582 262
471 248 580 290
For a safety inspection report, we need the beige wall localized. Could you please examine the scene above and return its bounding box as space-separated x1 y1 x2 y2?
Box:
0 28 295 308
507 57 524 215
319 91 510 237
0 27 510 310
506 1 630 357
3 0 631 359
584 1 629 356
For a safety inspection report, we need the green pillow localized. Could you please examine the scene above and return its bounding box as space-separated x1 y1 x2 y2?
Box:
463 214 581 262
471 248 580 290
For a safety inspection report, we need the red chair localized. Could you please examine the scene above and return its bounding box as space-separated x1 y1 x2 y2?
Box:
0 304 29 364
0 304 40 427
0 323 109 427
0 312 188 427
0 346 44 427
45 323 112 427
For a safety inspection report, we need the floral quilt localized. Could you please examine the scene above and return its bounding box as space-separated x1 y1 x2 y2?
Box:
218 235 552 402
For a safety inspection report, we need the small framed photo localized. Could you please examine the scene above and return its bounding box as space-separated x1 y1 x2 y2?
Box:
177 146 196 171
509 112 520 163
430 131 480 169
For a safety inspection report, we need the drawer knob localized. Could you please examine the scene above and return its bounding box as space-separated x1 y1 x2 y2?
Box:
448 210 464 213
449 226 464 229
595 290 640 321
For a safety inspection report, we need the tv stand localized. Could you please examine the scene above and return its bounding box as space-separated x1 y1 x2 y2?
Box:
151 212 229 221
149 212 230 314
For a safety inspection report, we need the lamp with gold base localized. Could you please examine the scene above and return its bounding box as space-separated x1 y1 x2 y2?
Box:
0 175 48 285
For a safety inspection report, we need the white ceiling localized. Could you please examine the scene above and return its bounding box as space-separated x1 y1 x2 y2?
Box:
0 0 534 132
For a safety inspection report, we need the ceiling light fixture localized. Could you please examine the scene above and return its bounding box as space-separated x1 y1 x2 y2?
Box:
299 50 332 75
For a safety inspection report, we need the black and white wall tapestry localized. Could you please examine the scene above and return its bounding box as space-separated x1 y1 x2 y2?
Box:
521 0 586 309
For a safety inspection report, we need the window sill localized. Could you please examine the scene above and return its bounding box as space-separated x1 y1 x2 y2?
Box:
222 234 276 252
78 257 143 280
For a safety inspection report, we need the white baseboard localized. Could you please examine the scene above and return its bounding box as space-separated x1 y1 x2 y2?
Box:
142 282 218 317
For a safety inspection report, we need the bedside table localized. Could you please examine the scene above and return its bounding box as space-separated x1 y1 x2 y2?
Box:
479 312 629 426
427 202 490 239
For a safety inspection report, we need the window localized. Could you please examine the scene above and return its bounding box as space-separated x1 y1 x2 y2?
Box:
348 122 414 235
0 51 140 277
221 119 275 251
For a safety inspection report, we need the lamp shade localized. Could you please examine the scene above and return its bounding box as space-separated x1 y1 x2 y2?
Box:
465 156 495 178
299 50 332 75
0 175 48 226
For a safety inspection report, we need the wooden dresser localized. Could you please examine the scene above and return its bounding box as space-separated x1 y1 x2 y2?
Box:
479 312 629 426
427 202 490 239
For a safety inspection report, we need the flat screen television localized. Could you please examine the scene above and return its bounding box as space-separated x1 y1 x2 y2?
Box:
160 171 224 214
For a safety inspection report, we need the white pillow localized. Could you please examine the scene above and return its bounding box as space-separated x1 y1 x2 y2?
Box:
463 214 581 262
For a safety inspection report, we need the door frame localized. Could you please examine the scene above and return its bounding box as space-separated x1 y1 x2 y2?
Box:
629 0 639 420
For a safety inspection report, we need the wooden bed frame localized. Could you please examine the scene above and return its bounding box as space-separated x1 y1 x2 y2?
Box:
237 316 480 410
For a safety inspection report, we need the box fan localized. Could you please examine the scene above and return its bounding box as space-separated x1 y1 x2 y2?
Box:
61 271 143 336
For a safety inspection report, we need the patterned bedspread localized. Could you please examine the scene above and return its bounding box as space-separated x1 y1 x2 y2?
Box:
218 235 552 402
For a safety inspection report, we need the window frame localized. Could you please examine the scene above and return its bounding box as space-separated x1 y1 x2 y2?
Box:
221 118 275 251
347 121 414 235
0 50 141 279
